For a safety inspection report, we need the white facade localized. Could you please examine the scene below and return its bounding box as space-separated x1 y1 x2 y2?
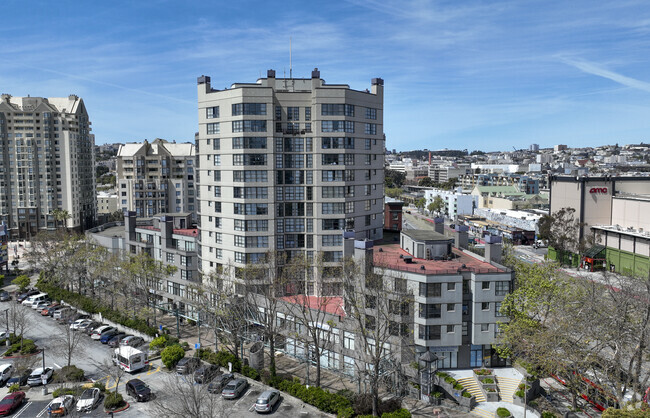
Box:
196 70 385 294
0 94 96 238
424 187 477 220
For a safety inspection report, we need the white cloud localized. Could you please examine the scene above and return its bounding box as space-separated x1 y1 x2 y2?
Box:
561 57 650 94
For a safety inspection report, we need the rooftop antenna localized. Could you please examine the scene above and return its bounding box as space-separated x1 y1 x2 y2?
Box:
289 36 292 79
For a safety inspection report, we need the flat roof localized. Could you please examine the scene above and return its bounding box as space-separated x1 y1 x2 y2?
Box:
374 244 505 275
402 229 449 242
89 225 124 239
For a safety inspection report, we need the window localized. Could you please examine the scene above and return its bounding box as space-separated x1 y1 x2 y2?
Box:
275 106 282 120
232 103 266 115
233 170 267 182
321 120 354 133
233 203 268 215
322 235 343 246
481 302 490 311
234 219 268 231
495 302 506 317
495 281 510 296
214 186 221 197
418 325 441 340
206 123 220 134
232 120 266 132
233 187 267 199
419 303 441 318
365 107 376 119
462 322 468 336
481 324 489 332
166 253 174 263
305 107 311 121
206 106 219 118
482 281 491 290
419 283 442 297
447 303 455 312
234 236 269 248
321 137 354 149
322 202 344 214
233 154 267 166
447 282 456 291
212 138 220 150
213 170 221 181
322 219 344 230
232 137 266 149
364 123 377 135
287 107 299 120
213 155 221 165
321 104 354 116
447 325 455 333
322 186 344 198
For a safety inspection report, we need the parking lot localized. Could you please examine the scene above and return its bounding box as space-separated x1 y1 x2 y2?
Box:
0 296 331 417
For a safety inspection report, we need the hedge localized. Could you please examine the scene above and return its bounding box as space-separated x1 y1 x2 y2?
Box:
53 365 85 383
104 391 125 410
149 335 179 353
497 407 512 418
52 386 83 398
4 338 38 355
36 279 158 337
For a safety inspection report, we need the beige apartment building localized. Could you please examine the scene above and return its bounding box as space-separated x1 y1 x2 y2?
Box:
0 94 96 238
196 69 385 294
116 139 196 219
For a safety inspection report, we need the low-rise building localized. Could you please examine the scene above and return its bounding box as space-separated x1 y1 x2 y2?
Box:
424 188 477 220
384 197 404 231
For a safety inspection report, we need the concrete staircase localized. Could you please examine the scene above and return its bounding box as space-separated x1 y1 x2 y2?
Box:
457 376 486 403
472 405 495 418
496 376 521 404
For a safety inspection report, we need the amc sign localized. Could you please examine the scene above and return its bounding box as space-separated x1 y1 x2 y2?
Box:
589 187 608 194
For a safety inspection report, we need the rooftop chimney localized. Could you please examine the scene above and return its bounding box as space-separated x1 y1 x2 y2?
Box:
371 78 384 86
434 217 445 235
484 235 503 264
454 225 469 249
267 69 276 78
197 75 210 84
312 68 320 79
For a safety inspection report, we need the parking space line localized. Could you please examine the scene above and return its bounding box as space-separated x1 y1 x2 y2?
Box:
147 364 161 375
13 401 31 418
35 403 50 418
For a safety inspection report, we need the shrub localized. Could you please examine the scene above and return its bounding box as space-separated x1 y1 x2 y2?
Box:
482 378 495 384
271 377 351 415
93 381 107 392
54 365 85 382
444 376 455 384
497 407 512 418
463 392 472 398
12 275 31 292
381 409 411 418
241 364 260 381
453 383 464 391
432 391 443 398
436 371 449 378
52 386 82 398
486 388 497 392
161 344 185 369
104 391 125 410
474 369 493 376
4 338 38 355
541 412 557 418
8 383 20 393
515 390 525 398
149 336 168 353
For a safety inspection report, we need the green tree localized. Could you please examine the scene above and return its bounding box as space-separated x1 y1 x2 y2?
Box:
385 187 403 199
415 198 426 213
385 170 406 188
427 196 445 216
418 177 434 187
161 345 186 369
538 207 582 264
11 275 31 292
52 209 71 231
96 165 109 178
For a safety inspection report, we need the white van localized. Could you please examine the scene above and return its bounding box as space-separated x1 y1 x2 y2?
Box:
23 292 48 306
0 364 14 386
113 346 148 372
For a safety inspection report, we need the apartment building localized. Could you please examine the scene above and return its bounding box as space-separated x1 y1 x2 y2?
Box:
424 187 477 220
116 139 196 218
0 94 96 238
196 69 385 294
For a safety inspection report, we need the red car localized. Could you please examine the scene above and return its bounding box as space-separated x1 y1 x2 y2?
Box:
0 391 26 416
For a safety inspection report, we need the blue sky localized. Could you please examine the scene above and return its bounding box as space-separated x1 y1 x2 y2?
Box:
2 0 650 152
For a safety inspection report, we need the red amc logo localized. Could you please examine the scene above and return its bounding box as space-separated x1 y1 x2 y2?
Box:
589 187 608 194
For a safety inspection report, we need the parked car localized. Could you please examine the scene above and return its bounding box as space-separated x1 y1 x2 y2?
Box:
27 367 53 387
47 394 74 417
0 391 25 416
208 373 233 394
125 379 151 402
42 304 61 317
76 387 101 412
90 326 115 340
15 290 38 303
255 390 281 413
120 335 144 348
70 319 92 330
80 321 101 333
86 323 107 336
66 313 90 324
0 364 14 387
107 332 127 347
53 307 72 321
22 292 48 307
100 330 121 344
0 291 12 302
5 369 32 387
222 378 248 399
176 357 202 375
0 332 9 343
194 364 220 384
32 300 51 310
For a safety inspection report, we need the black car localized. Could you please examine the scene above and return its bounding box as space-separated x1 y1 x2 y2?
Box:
15 290 38 303
194 364 220 384
125 379 151 402
207 373 233 394
5 368 31 387
175 357 201 375
107 333 127 347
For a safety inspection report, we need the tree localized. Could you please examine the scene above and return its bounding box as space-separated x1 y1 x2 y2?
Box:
52 209 71 231
52 321 86 367
108 210 124 222
385 187 403 199
385 170 406 188
151 372 233 418
538 207 582 264
415 198 426 213
427 196 445 216
96 165 109 178
9 303 33 351
97 358 127 395
11 275 31 292
161 345 186 369
418 177 434 187
342 258 412 416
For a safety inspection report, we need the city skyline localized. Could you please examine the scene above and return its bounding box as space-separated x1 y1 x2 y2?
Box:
2 0 650 151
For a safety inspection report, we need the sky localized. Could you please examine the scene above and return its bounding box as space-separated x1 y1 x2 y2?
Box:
2 0 650 152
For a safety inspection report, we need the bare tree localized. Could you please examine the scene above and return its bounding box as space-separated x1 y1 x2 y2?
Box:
9 303 32 350
342 257 412 416
150 372 234 418
96 358 127 395
51 321 86 367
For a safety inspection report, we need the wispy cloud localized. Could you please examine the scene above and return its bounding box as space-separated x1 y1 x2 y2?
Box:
560 57 650 94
